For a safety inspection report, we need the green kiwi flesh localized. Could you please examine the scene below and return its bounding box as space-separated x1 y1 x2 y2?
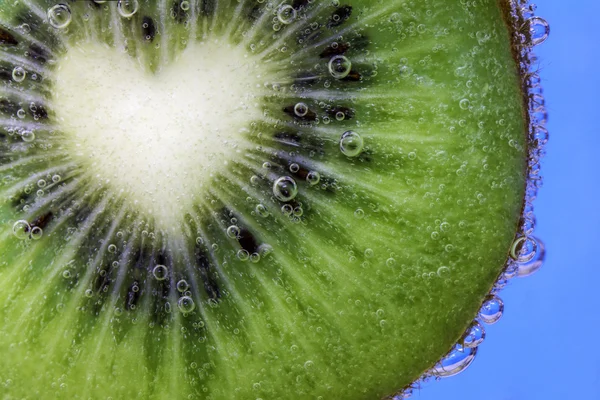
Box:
0 1 527 399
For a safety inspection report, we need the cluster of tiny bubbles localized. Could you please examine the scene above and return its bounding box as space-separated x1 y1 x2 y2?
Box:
431 343 478 378
293 102 308 117
178 296 195 313
277 5 297 25
118 0 139 18
340 131 364 157
273 176 298 202
478 295 504 324
12 220 30 240
226 225 240 239
328 55 352 79
47 4 72 29
177 279 189 293
306 171 320 185
11 66 26 83
152 265 168 281
21 130 35 142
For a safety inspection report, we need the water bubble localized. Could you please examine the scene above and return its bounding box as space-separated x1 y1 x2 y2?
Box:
17 109 26 119
226 225 240 239
237 249 250 261
250 252 261 263
47 4 72 29
459 99 470 110
258 243 273 257
107 244 117 253
152 265 168 281
335 111 345 121
118 0 139 18
12 67 26 82
340 130 364 157
277 5 297 25
273 176 298 202
177 279 189 293
524 16 550 46
289 163 300 173
437 266 450 278
432 345 478 378
294 102 309 117
281 204 293 216
517 237 545 278
180 0 190 11
462 320 485 348
510 236 538 263
178 296 195 313
30 226 43 240
306 171 320 185
354 208 364 219
37 179 46 188
478 295 504 324
85 289 93 298
21 130 35 143
12 220 30 239
328 55 352 79
255 204 269 217
62 270 71 279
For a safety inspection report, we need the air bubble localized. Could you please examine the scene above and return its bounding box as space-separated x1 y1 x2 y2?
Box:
180 1 190 11
306 171 320 185
459 99 470 110
85 289 93 298
255 204 269 217
524 16 550 46
478 296 504 324
335 111 345 121
273 176 298 202
293 102 309 117
340 130 364 157
107 244 117 253
281 204 293 215
432 344 478 378
152 265 168 281
328 55 352 79
47 4 72 29
37 179 46 188
118 0 139 18
12 67 26 82
250 253 261 263
178 296 195 313
226 225 240 239
21 131 35 142
462 320 485 348
177 279 189 293
12 220 30 239
437 266 450 278
354 208 364 219
237 249 250 261
17 109 26 119
289 163 300 173
62 270 71 279
277 5 297 25
517 237 545 278
510 236 538 263
30 226 43 240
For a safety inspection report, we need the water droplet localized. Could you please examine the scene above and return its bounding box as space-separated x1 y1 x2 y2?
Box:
47 4 72 29
510 236 538 263
226 225 240 239
340 130 364 157
276 5 297 24
525 16 550 46
152 265 168 281
294 102 308 117
517 237 545 278
177 279 189 293
21 130 35 142
178 296 195 313
478 295 504 324
12 220 30 239
462 320 485 348
306 171 320 185
328 55 352 79
431 344 478 378
118 0 139 18
11 67 26 82
273 176 298 202
30 226 43 240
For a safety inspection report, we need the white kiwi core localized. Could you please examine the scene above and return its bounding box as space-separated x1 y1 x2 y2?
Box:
53 41 263 228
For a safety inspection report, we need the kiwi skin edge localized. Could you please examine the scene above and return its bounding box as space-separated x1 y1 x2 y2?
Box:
0 1 544 399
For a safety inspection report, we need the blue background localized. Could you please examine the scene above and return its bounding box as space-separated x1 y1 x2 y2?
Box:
416 1 600 399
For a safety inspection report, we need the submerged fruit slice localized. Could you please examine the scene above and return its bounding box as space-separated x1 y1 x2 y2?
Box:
0 1 529 398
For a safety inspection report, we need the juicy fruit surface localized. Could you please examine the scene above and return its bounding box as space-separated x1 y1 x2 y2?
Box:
0 1 526 399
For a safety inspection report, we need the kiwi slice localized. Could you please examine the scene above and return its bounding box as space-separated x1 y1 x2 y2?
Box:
0 1 545 399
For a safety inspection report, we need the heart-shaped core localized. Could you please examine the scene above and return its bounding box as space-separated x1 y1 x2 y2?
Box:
54 41 262 228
